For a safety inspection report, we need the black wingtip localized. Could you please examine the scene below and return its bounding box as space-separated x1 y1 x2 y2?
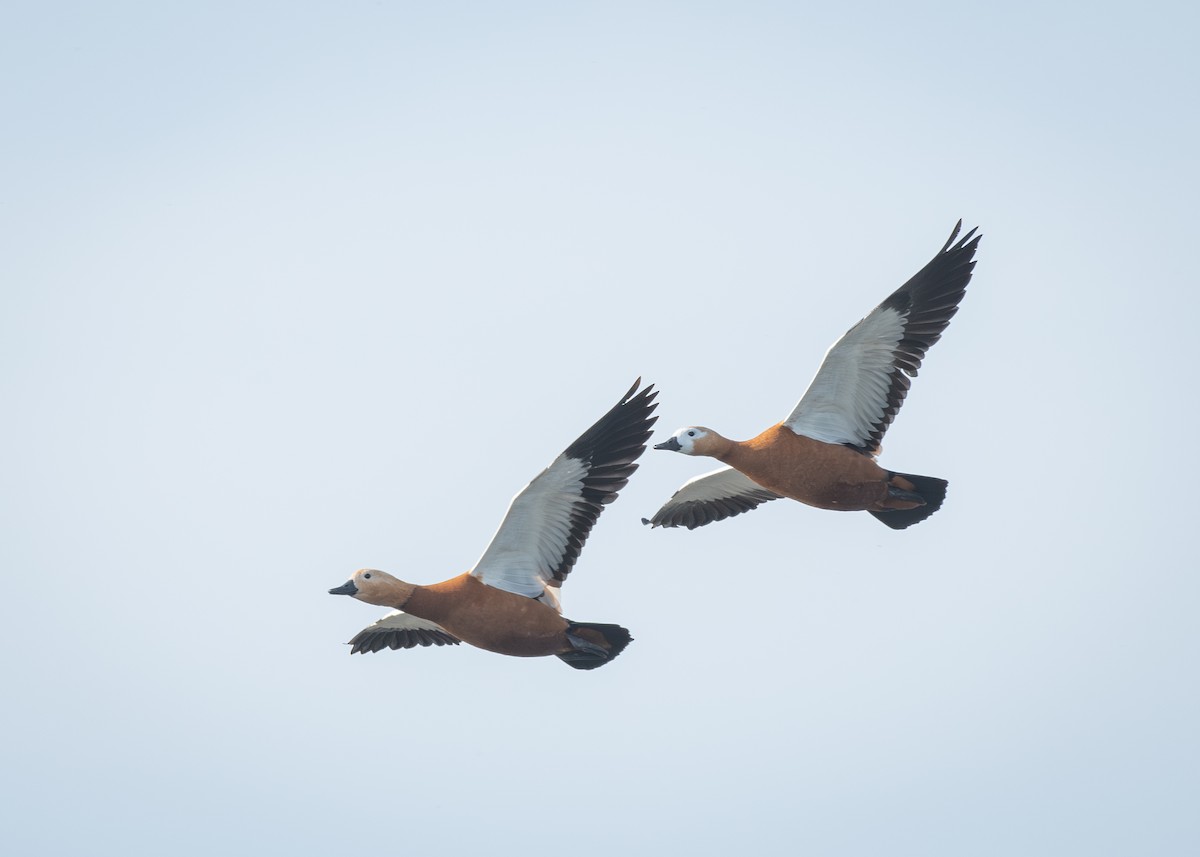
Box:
940 219 964 252
562 379 660 464
939 218 983 254
346 626 461 654
549 379 660 582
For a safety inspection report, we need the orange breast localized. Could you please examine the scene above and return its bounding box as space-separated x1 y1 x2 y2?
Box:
723 424 891 510
405 573 570 657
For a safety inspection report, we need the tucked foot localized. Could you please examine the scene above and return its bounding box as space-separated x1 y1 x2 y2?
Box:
556 622 633 670
869 471 949 530
886 484 927 506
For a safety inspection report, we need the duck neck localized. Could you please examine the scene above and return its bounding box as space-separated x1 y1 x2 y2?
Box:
401 573 476 622
703 432 738 463
381 579 417 610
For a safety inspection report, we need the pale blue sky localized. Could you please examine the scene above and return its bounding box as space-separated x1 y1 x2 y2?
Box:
3 2 1198 855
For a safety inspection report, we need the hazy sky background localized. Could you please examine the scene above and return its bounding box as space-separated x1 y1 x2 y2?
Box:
4 2 1198 855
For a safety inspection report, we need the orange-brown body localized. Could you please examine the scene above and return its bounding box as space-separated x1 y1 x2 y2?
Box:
401 573 576 658
714 424 921 512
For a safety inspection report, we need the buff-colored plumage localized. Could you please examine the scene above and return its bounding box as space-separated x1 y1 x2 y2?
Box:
647 222 981 531
330 380 658 669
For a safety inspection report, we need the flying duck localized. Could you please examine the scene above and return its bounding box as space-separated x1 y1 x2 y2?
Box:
331 379 658 669
645 221 980 531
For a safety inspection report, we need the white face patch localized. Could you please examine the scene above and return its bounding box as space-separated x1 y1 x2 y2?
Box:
673 427 708 455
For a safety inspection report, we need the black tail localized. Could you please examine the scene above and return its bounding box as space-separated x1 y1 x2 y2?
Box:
556 622 633 670
869 473 949 530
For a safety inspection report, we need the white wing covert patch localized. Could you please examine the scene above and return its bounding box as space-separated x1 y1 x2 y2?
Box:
785 307 907 450
469 380 659 611
785 221 981 455
471 453 590 608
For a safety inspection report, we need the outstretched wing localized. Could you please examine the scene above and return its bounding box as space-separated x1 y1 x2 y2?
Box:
643 466 781 530
348 611 460 654
471 380 658 608
785 221 981 455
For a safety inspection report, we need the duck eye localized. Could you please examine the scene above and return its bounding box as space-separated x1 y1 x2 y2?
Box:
687 430 696 437
363 572 372 579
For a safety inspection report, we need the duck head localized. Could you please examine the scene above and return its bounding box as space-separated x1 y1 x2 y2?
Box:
328 568 416 608
654 426 720 456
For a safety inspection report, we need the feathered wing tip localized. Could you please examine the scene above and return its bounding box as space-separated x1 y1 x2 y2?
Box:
562 378 660 491
882 219 981 319
938 218 980 253
642 466 782 530
878 219 981 341
551 379 659 580
347 612 461 654
348 627 461 653
640 494 767 530
854 220 981 453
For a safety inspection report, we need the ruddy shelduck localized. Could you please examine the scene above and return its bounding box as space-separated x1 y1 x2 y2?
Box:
646 221 981 531
330 380 658 669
